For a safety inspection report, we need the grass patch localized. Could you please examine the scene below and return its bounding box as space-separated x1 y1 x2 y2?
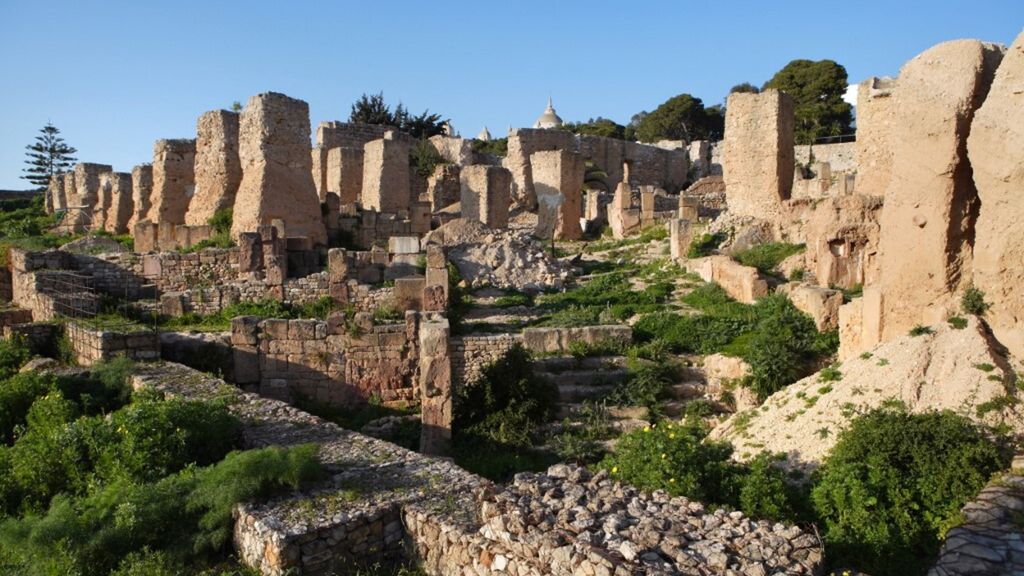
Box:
732 242 805 275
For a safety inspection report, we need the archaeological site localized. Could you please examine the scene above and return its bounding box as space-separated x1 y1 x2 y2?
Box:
1 5 1023 575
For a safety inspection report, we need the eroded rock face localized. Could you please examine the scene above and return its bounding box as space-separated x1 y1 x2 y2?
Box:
128 165 153 231
186 110 241 226
231 93 326 245
722 89 795 220
712 316 1024 472
968 31 1024 359
855 76 898 196
531 149 584 240
873 39 1004 340
104 172 134 234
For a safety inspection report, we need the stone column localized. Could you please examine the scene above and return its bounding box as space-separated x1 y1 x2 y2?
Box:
855 76 898 197
150 139 196 227
96 172 114 231
73 163 112 231
128 164 153 231
327 247 349 304
418 316 451 456
722 89 795 220
531 149 584 240
106 172 134 234
460 165 511 228
326 146 364 205
679 195 698 221
362 131 411 213
186 110 241 226
231 93 326 245
669 219 692 260
423 244 448 312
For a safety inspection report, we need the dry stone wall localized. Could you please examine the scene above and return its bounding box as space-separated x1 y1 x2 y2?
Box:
64 320 159 365
186 109 241 226
232 93 326 245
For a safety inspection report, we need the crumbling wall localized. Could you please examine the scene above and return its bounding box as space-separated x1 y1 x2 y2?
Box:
427 164 461 211
105 172 134 234
312 122 390 199
504 128 576 208
450 334 520 387
64 321 159 366
186 110 241 226
793 142 857 174
231 93 326 245
362 132 412 213
855 76 898 196
460 165 511 228
531 149 583 240
722 90 795 220
326 146 364 204
128 164 153 231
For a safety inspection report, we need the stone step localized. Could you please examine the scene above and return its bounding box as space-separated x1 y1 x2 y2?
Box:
532 355 629 373
541 368 630 388
667 381 706 400
557 383 616 403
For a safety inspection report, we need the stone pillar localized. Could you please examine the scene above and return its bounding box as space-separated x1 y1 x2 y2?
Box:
133 221 158 253
128 164 153 231
640 186 657 222
326 146 364 205
362 131 411 213
96 172 114 231
186 110 241 226
608 179 640 239
327 247 349 304
584 189 605 225
688 140 711 180
418 316 451 456
855 76 898 197
669 219 692 260
106 172 134 234
46 175 66 213
531 149 584 240
872 39 1003 341
62 172 77 208
150 139 196 227
72 163 112 231
967 31 1024 358
426 163 461 211
231 93 326 245
423 244 448 312
260 224 287 292
722 89 795 220
231 316 261 387
679 195 698 221
238 232 264 276
460 165 511 229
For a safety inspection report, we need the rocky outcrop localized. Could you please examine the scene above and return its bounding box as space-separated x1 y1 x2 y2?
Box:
872 40 1004 341
778 282 843 332
968 31 1024 359
712 316 1024 472
231 93 326 244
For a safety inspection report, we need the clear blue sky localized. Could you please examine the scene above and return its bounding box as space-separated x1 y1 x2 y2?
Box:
1 0 1020 190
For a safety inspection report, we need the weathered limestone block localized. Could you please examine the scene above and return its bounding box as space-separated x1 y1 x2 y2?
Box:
47 174 67 213
426 163 461 211
688 140 711 179
95 172 114 231
186 110 241 226
687 256 768 304
679 195 698 221
505 128 576 209
394 277 425 311
531 149 584 240
150 139 196 226
128 165 153 231
522 325 632 355
231 93 326 245
460 165 511 228
62 172 77 208
722 90 795 219
72 163 111 209
778 282 844 332
608 181 640 239
388 236 420 254
968 31 1024 358
362 132 411 213
418 317 451 455
133 221 158 253
873 40 1003 341
855 76 898 196
669 219 692 260
238 232 263 275
105 172 134 234
326 146 364 204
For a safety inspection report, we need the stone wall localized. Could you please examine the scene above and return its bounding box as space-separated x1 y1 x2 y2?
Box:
64 320 159 365
855 76 897 197
325 146 364 204
150 139 196 226
793 142 857 174
460 165 511 228
521 325 632 355
104 172 134 234
362 132 412 213
686 256 768 304
428 135 474 166
128 164 153 231
722 90 795 220
186 109 241 226
451 333 520 387
232 92 327 245
337 207 431 250
504 128 576 208
427 164 461 211
531 149 583 240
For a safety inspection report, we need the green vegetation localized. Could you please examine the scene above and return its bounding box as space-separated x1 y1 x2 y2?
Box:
961 286 991 316
605 361 675 410
349 91 447 139
471 137 508 157
161 297 339 332
560 117 627 140
410 139 448 178
633 93 725 142
21 122 77 190
0 195 71 265
763 59 853 144
180 207 234 253
600 419 799 521
686 232 726 258
909 325 934 337
534 272 673 327
452 345 558 479
947 316 968 329
811 409 1009 575
583 224 669 253
732 242 805 275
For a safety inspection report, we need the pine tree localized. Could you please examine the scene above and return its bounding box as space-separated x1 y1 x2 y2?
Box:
21 123 77 190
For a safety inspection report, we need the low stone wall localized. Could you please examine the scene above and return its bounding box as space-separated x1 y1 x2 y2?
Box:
0 307 33 330
794 141 857 173
2 321 60 352
687 256 768 304
929 461 1024 575
139 249 241 292
451 333 520 386
521 325 632 355
130 362 823 576
64 320 160 365
0 268 11 302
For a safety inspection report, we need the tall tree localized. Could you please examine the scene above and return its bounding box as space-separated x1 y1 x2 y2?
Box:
21 123 77 191
348 92 447 138
634 94 722 143
562 117 626 139
763 59 853 144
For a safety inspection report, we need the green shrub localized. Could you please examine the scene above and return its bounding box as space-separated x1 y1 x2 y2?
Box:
0 335 34 379
493 292 532 308
947 316 968 329
961 286 990 316
453 345 558 476
686 232 727 258
606 361 674 409
909 325 934 336
208 208 233 234
738 453 797 522
0 372 55 444
535 273 672 327
732 242 805 275
0 444 324 576
551 402 615 464
811 409 1009 575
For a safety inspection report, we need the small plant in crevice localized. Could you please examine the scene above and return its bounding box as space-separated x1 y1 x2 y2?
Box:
961 286 991 316
909 325 934 337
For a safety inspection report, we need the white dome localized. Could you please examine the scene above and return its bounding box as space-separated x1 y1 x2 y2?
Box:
532 97 563 129
477 126 491 141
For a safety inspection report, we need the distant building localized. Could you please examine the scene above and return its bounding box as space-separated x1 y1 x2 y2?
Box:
532 97 563 129
476 126 491 141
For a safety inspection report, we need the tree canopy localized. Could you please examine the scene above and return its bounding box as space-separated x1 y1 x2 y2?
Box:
21 123 77 191
561 117 626 140
634 94 724 143
763 59 853 144
729 82 760 94
348 92 448 139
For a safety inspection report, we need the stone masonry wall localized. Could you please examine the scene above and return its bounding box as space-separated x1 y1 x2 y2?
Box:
855 76 898 196
187 109 242 226
128 164 153 231
64 320 159 366
150 139 196 226
722 90 795 220
450 333 520 387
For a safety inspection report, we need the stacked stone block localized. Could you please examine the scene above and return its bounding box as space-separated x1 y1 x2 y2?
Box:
150 139 196 227
530 149 584 240
186 109 241 226
362 132 412 213
722 89 795 220
460 165 511 228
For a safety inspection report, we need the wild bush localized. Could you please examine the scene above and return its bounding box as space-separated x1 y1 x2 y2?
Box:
811 409 1009 575
961 286 991 316
686 232 726 258
732 242 805 275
